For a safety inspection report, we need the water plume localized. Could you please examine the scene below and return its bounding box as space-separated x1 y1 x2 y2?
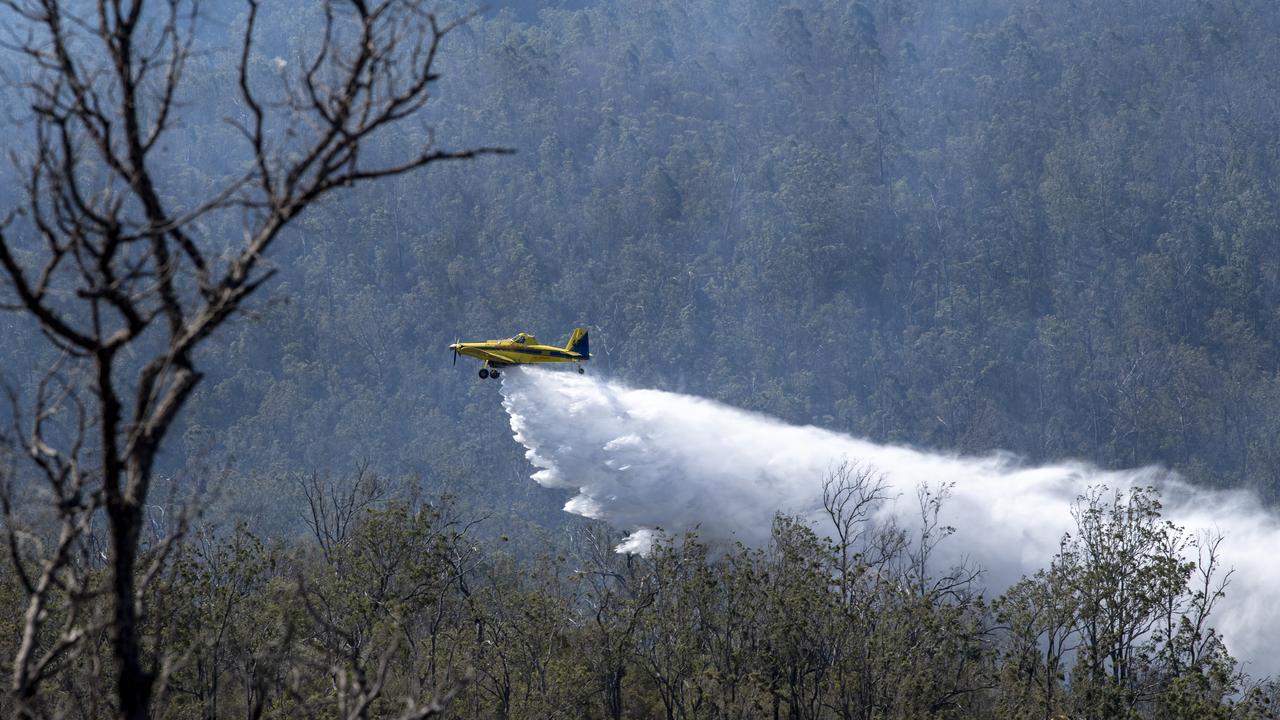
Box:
499 367 1280 674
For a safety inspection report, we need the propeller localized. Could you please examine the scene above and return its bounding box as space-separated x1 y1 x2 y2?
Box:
451 337 459 366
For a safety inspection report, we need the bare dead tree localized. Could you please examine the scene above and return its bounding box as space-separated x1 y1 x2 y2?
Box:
0 0 510 717
2 358 110 719
904 480 983 603
1181 530 1232 670
821 459 890 605
298 460 386 562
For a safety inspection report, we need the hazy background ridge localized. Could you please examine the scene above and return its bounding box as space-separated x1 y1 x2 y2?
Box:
5 0 1280 535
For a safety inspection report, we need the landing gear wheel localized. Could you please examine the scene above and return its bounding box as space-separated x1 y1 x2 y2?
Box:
577 366 585 374
478 368 490 379
490 369 501 379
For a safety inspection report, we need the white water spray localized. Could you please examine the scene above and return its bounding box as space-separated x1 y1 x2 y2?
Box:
500 367 1280 675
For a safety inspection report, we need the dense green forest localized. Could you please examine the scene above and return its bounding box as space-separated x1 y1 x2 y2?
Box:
168 0 1280 519
4 0 1280 717
8 483 1275 719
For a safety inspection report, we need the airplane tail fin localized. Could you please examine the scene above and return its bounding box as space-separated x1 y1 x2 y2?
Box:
565 327 590 358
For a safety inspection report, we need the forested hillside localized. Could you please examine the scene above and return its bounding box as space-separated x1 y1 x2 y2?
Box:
133 0 1280 527
4 0 1280 717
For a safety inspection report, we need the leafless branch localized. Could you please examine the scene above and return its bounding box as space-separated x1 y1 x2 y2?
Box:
0 0 507 715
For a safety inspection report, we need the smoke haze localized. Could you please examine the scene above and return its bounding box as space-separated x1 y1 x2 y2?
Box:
501 367 1280 676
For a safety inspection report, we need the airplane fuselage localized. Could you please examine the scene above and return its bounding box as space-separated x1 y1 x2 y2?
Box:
450 329 590 378
453 340 584 367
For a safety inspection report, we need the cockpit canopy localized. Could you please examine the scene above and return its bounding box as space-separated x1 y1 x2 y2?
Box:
508 333 537 345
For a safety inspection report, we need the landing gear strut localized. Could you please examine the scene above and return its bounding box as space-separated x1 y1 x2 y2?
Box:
478 368 490 379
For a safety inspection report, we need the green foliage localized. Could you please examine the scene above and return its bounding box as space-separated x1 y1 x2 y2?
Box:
0 484 1263 718
80 0 1277 534
993 487 1254 720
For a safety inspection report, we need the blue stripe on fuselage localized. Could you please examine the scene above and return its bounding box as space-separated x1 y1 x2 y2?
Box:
465 345 581 360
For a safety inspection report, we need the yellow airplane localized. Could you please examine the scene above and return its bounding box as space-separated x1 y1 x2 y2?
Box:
449 327 590 379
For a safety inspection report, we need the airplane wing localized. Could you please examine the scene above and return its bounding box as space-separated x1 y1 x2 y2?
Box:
471 348 520 365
